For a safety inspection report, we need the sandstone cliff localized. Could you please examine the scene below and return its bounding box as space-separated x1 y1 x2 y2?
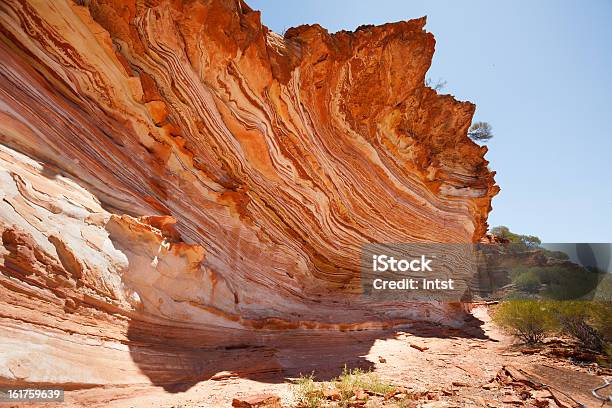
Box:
0 0 497 390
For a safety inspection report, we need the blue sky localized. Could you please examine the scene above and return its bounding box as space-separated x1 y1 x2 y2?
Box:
248 0 612 243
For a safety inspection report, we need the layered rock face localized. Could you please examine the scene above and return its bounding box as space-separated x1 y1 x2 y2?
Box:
0 0 497 389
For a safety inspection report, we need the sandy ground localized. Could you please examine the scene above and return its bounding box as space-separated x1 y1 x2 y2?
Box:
10 306 609 408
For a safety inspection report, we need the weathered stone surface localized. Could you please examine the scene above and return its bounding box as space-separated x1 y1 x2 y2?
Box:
0 0 498 391
232 394 281 408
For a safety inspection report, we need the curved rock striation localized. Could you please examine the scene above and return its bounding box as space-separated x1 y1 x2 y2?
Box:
0 0 498 390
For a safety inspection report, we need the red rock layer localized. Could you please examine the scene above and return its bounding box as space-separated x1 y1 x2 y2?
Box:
0 0 497 389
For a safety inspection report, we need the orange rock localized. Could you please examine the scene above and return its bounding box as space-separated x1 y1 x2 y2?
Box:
452 381 469 387
501 395 524 405
354 388 367 400
210 370 239 381
231 394 281 408
533 398 551 407
323 388 341 401
145 100 169 125
410 343 429 352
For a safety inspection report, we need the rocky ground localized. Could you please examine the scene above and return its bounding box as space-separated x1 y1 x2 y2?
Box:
8 306 604 408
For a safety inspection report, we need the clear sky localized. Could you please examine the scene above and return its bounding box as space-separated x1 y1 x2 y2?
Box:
248 0 612 243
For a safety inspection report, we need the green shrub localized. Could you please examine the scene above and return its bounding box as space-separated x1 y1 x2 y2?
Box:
507 265 605 300
541 266 603 300
291 373 323 408
513 270 541 293
541 249 569 261
490 226 541 248
493 300 555 343
333 366 394 399
494 300 611 352
291 367 395 408
551 301 611 351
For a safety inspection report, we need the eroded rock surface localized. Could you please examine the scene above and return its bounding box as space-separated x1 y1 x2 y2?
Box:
0 0 498 390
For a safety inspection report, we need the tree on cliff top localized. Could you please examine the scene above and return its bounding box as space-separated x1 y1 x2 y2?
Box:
468 121 494 142
491 225 541 248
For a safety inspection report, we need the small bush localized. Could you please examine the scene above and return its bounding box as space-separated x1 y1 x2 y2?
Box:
507 265 604 300
540 266 603 300
292 367 395 408
513 270 541 294
551 301 610 351
493 300 555 343
291 373 323 408
494 300 611 352
334 366 394 399
541 249 570 261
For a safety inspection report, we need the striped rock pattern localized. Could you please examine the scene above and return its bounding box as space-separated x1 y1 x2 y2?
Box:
0 0 498 389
